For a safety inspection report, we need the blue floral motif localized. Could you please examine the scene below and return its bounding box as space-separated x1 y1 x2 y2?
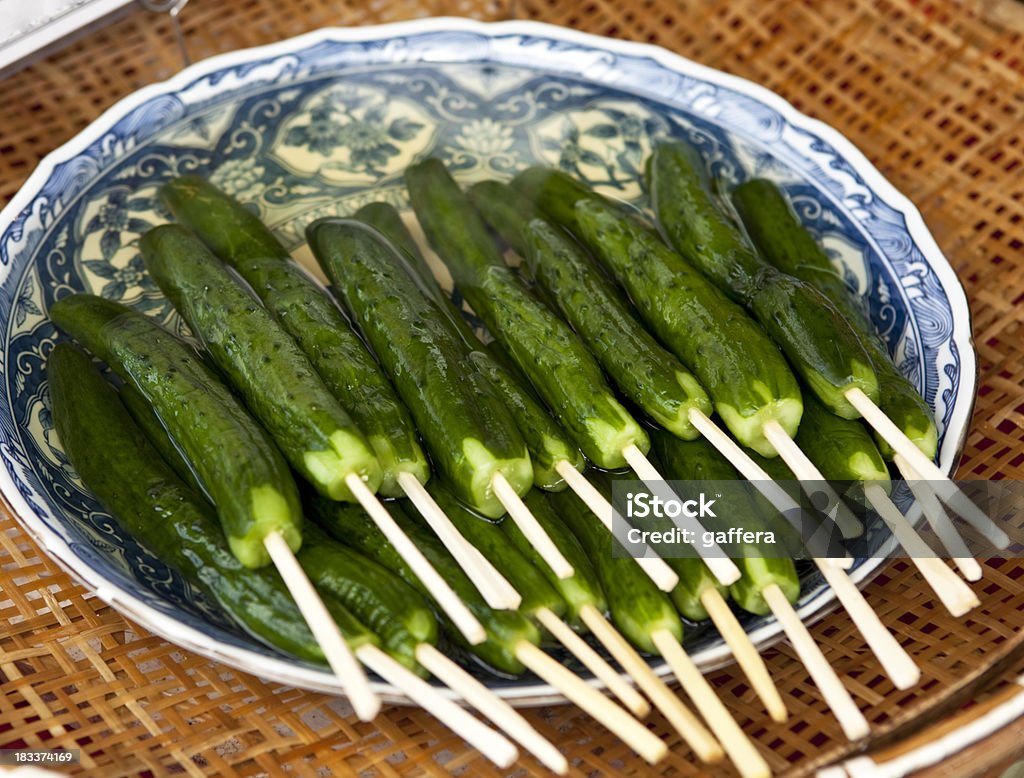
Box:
82 190 156 261
81 255 153 301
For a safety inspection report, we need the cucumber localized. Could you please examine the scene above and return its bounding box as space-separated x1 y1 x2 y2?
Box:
549 483 682 655
139 224 383 502
307 218 532 518
161 177 428 497
513 166 802 457
119 382 204 495
465 180 531 257
796 392 892 496
732 178 938 459
407 159 649 470
49 294 301 569
47 343 368 660
470 180 713 440
603 467 727 622
507 491 608 625
420 483 567 619
648 142 880 419
354 201 584 491
297 522 437 672
309 496 540 675
650 432 801 616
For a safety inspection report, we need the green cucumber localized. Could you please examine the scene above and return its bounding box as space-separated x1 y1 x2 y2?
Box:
549 483 682 655
421 483 567 619
140 224 383 502
309 496 540 675
407 159 649 469
471 180 713 440
49 295 301 569
507 491 607 625
161 177 428 497
796 392 892 494
119 382 204 495
354 201 584 490
732 178 938 459
514 166 802 457
297 523 436 672
47 343 367 660
307 218 532 518
651 432 801 616
648 142 879 419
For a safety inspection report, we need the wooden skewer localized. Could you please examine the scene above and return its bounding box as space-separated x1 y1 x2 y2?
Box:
621 443 742 586
345 474 486 644
355 644 519 769
700 588 788 723
844 388 1009 549
899 456 983 581
689 409 854 569
863 484 980 617
812 558 920 689
263 530 380 721
761 421 864 539
534 606 650 719
492 472 575 578
650 629 772 778
555 460 680 592
397 472 522 610
578 605 723 762
513 640 668 765
415 643 567 774
761 584 870 740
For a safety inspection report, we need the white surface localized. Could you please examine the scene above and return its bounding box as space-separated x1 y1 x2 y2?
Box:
0 0 132 72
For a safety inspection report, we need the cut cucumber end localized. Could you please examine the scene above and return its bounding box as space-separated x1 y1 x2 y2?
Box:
303 431 385 501
729 557 800 616
531 436 585 490
230 484 303 568
717 394 804 458
807 363 880 419
461 438 534 518
581 409 650 469
368 433 430 498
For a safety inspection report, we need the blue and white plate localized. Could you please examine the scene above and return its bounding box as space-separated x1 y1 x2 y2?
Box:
0 19 975 705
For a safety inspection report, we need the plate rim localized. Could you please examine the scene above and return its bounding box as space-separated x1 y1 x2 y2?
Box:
0 16 977 707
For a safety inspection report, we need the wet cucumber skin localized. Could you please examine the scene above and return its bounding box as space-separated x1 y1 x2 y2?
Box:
49 294 302 569
732 178 937 459
161 177 426 497
140 224 383 503
47 343 342 660
513 166 802 457
354 201 584 491
407 159 648 470
307 218 532 518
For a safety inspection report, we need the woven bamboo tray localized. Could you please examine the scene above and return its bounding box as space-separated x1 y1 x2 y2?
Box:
1 1 1023 775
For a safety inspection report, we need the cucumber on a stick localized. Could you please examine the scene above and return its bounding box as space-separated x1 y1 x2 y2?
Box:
407 159 733 585
732 177 1005 553
551 485 769 778
47 340 380 720
307 217 577 582
512 166 803 459
424 483 650 718
514 165 919 691
798 396 979 617
652 431 873 739
138 224 486 643
355 199 678 593
159 180 519 610
354 200 587 493
311 497 668 766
